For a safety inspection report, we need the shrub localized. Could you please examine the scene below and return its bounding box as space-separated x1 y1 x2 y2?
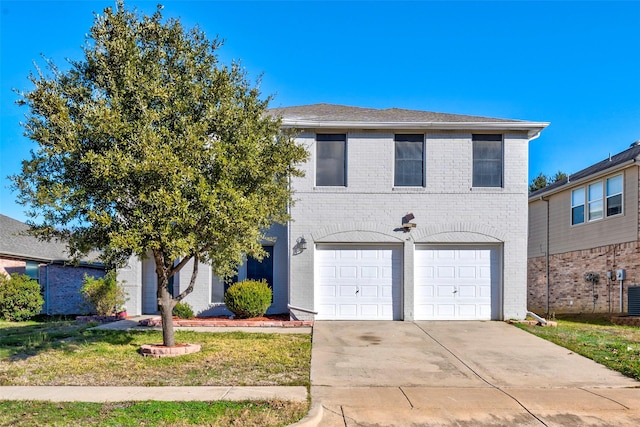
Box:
0 273 44 321
80 271 127 316
224 279 272 319
172 301 194 319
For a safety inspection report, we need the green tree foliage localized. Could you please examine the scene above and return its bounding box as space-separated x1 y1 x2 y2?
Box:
0 274 44 321
224 280 272 319
529 171 568 193
12 1 307 345
81 271 127 316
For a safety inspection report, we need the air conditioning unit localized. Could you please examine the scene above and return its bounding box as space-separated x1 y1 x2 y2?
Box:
629 287 640 316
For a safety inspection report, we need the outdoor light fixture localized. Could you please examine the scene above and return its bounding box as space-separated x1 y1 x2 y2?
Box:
402 213 416 232
296 236 307 251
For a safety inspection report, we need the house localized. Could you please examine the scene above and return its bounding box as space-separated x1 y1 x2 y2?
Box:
122 104 548 321
0 214 105 315
528 143 640 315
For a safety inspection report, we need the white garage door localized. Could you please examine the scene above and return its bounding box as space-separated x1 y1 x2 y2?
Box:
316 245 402 320
415 246 500 320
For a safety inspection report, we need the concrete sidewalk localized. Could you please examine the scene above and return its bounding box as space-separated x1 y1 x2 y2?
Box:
309 321 640 426
0 385 307 403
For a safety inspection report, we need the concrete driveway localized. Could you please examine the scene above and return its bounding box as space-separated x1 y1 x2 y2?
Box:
309 321 640 426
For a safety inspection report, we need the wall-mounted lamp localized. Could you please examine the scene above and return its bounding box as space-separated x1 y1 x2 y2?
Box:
402 213 416 232
296 236 307 251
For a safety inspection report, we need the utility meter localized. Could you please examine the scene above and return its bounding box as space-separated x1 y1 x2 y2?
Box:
616 269 626 280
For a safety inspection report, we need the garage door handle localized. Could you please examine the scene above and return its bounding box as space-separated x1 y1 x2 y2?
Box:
452 289 458 294
356 289 359 295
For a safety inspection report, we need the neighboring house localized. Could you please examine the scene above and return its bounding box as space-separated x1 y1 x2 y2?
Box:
0 214 105 315
528 143 640 315
122 103 548 321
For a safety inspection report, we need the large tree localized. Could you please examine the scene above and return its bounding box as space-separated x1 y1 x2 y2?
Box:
12 1 307 346
529 171 567 193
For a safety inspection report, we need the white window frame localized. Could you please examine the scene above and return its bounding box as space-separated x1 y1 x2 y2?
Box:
606 174 623 217
588 181 603 222
571 187 585 225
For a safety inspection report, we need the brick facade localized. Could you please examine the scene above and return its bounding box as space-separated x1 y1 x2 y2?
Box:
527 241 640 315
0 257 27 277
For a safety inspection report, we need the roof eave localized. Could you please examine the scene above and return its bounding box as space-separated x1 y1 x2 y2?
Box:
529 158 640 201
280 120 549 138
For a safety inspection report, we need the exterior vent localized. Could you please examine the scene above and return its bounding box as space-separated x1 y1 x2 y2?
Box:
629 286 640 316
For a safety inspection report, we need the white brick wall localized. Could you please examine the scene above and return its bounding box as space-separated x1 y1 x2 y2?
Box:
288 131 530 320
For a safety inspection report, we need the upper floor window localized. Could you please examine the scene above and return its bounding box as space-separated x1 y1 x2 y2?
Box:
571 187 585 225
571 173 623 226
472 134 503 187
316 134 346 186
588 182 603 221
394 134 424 187
606 174 623 216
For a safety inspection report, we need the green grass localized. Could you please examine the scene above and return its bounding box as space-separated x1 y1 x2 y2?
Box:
514 314 640 381
0 319 312 425
0 400 308 427
0 320 311 386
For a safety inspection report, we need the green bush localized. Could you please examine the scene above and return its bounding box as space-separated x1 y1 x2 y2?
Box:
224 279 272 319
172 301 194 319
0 273 44 321
81 271 127 316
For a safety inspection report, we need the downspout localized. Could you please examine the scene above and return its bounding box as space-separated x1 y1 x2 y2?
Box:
539 195 550 315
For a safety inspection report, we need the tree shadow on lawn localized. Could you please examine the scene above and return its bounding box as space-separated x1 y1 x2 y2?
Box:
0 321 138 361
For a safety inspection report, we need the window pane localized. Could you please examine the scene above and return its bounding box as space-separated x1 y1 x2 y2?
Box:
607 194 622 216
25 261 39 283
588 182 603 202
572 188 584 206
395 135 424 186
588 182 603 221
571 188 585 225
572 205 585 225
316 134 346 186
607 175 622 196
606 175 623 217
472 135 503 187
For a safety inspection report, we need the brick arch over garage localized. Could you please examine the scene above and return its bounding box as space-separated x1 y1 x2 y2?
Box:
412 223 505 243
312 222 405 243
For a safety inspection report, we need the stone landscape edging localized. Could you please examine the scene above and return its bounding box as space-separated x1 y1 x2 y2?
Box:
139 317 313 328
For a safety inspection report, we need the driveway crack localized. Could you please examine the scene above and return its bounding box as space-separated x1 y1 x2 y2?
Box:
399 386 414 408
413 322 549 427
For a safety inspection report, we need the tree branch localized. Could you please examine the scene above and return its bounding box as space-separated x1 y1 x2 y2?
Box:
175 253 198 302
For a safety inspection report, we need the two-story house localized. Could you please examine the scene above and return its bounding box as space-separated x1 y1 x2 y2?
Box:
120 104 548 321
528 143 640 315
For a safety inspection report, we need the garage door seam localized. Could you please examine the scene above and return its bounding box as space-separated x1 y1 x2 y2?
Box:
413 323 549 427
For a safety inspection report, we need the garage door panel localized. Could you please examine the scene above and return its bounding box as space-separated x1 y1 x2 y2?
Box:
415 246 500 320
316 246 402 320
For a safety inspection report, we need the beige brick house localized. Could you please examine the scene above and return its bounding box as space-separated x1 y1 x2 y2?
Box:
528 143 640 315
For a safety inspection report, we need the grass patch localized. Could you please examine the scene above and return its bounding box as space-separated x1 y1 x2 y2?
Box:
0 320 311 386
0 399 308 426
514 314 640 381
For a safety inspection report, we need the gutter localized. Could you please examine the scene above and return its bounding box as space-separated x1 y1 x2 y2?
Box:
280 120 549 138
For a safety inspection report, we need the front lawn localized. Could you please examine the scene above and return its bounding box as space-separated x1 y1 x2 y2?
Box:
0 319 311 386
0 400 307 427
0 319 312 426
514 314 640 381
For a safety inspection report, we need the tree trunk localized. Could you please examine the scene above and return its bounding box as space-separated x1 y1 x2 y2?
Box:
159 280 176 347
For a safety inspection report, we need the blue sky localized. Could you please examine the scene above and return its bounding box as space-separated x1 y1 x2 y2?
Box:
1 0 639 222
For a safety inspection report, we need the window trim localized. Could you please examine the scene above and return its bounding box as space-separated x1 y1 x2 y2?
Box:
570 173 624 227
587 181 603 222
571 187 585 226
472 134 504 188
606 174 623 217
393 133 425 187
315 133 347 187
